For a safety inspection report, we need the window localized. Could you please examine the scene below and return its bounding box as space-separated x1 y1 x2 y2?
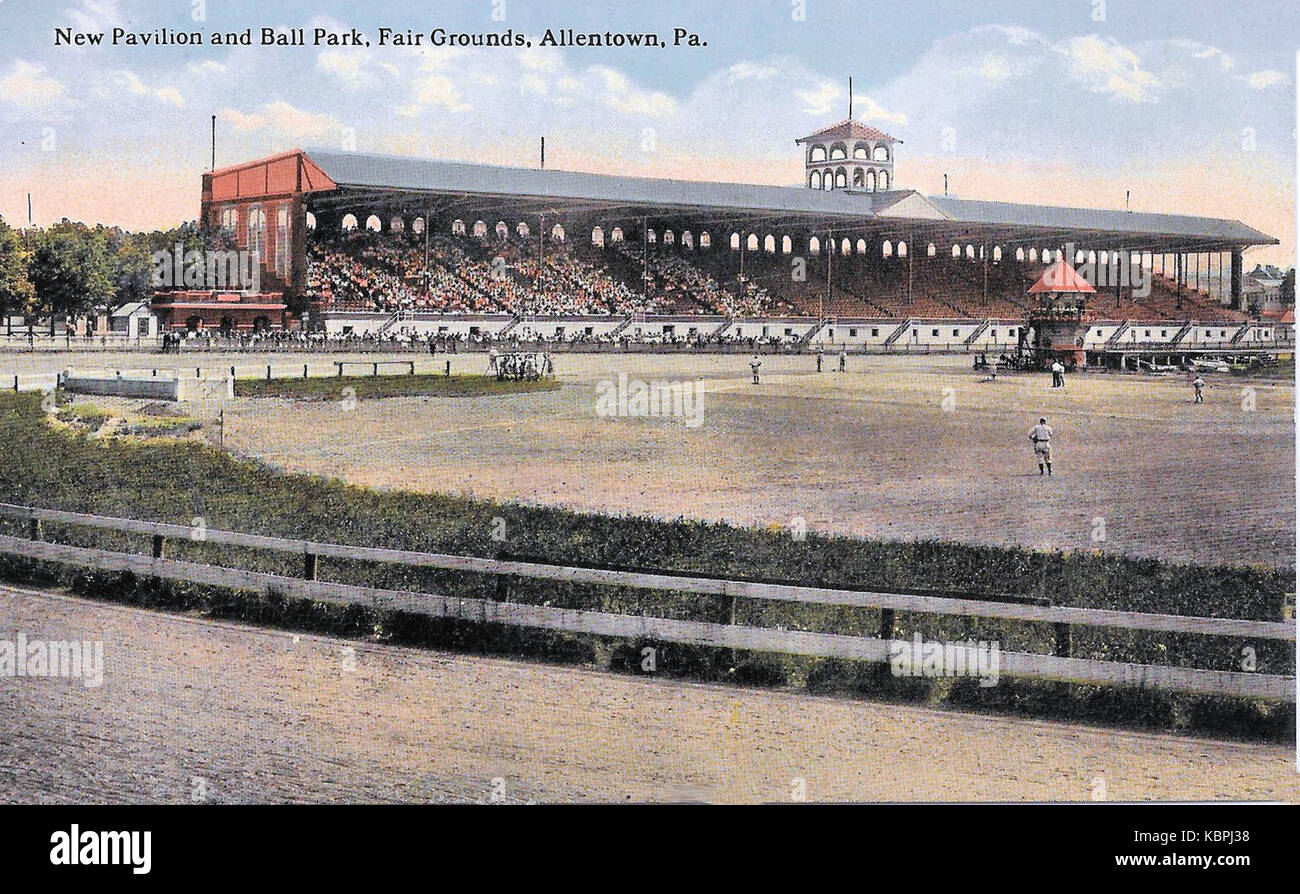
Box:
870 328 878 336
953 329 960 337
1144 330 1151 337
931 329 939 337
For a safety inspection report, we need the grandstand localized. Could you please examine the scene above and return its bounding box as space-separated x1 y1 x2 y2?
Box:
182 121 1289 361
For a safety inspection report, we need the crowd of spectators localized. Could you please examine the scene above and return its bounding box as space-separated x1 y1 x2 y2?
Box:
306 229 788 318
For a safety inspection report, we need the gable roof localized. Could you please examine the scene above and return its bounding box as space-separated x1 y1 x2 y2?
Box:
795 118 899 144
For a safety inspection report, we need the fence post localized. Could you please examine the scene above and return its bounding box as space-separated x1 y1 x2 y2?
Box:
445 360 451 377
27 518 42 541
12 375 17 392
303 364 308 379
303 552 318 581
151 534 166 559
372 362 378 377
879 607 895 639
408 361 415 376
495 574 509 602
1054 622 1072 657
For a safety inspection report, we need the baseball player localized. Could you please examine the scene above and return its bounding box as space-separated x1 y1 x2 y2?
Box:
1028 417 1054 476
749 355 761 384
1192 374 1204 403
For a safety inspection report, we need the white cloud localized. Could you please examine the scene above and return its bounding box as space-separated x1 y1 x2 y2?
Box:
411 74 470 112
65 0 123 33
186 60 228 76
1058 35 1161 103
112 70 184 107
1246 69 1288 89
0 60 72 111
218 100 344 140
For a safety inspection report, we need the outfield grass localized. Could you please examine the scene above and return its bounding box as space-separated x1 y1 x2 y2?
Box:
234 373 560 400
0 391 1291 735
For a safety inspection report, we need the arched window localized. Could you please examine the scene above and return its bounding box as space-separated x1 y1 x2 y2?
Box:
611 226 624 243
763 234 775 253
647 229 657 244
1028 247 1037 262
412 217 425 235
1015 247 1025 262
856 238 867 255
866 171 877 191
879 170 890 190
898 241 908 257
449 219 463 235
781 235 792 254
810 144 827 162
276 206 289 277
551 224 565 242
853 143 870 159
829 142 847 160
809 236 821 255
247 205 265 255
495 221 509 240
365 214 382 233
341 213 358 232
883 240 893 258
390 216 404 233
699 231 710 249
823 173 834 191
473 220 487 237
809 171 821 189
951 244 961 259
747 233 759 252
840 238 851 256
516 221 530 238
993 246 1002 262
663 229 674 246
730 232 740 250
873 145 890 162
927 243 936 257
1076 249 1087 264
305 212 317 231
853 169 864 187
835 168 848 188
591 226 605 247
965 244 976 260
682 231 694 249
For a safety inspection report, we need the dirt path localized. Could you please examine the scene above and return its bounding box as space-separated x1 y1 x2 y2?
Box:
1 585 1294 804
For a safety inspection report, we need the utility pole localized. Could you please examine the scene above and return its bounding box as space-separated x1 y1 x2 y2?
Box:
540 136 545 170
211 114 216 171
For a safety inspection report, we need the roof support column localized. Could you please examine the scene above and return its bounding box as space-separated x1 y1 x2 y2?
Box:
1231 249 1244 310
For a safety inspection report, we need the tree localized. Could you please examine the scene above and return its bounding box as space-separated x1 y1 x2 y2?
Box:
28 220 117 323
1282 268 1295 308
0 215 37 328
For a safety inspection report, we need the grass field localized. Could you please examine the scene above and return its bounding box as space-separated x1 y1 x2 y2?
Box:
202 351 1296 568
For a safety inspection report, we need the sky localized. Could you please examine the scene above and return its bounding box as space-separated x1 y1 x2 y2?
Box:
0 0 1295 265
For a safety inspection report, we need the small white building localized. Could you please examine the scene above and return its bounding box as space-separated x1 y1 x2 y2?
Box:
109 302 158 339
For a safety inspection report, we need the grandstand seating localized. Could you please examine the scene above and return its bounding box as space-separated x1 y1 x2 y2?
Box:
307 230 1252 325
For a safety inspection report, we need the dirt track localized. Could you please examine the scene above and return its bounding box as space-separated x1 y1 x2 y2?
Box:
1 585 1294 804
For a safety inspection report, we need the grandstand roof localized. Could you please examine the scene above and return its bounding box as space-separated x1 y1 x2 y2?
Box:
288 148 1275 252
927 195 1275 248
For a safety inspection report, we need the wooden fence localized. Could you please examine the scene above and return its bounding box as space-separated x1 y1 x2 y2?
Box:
0 502 1293 700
